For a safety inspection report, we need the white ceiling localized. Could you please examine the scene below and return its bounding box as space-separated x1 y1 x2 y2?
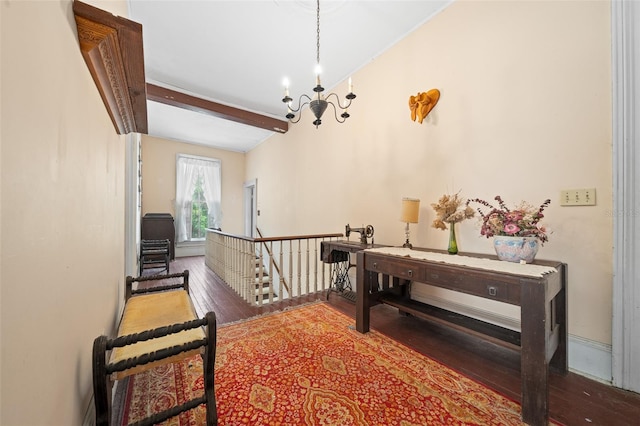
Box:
128 0 453 152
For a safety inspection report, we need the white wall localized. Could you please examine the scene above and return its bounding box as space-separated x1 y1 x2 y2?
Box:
1 1 128 424
247 0 613 378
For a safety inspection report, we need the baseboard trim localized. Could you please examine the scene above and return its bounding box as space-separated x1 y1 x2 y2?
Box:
175 244 205 258
568 334 612 384
411 292 521 331
82 394 95 426
410 292 612 383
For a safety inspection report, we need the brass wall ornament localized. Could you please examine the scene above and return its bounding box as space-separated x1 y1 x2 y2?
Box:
409 89 440 124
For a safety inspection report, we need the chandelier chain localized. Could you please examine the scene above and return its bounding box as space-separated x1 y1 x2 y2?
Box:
316 0 320 66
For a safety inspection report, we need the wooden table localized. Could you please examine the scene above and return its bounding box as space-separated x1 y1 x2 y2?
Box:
355 247 567 426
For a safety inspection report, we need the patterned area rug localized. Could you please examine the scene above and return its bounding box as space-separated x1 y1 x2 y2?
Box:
119 302 549 425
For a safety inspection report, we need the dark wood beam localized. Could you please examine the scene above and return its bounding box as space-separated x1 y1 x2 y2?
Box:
146 83 288 134
73 1 148 135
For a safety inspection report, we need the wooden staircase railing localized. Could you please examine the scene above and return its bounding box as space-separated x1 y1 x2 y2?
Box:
205 229 343 305
256 227 290 299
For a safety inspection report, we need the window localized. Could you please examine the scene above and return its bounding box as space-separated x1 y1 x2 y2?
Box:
175 154 221 242
190 174 209 239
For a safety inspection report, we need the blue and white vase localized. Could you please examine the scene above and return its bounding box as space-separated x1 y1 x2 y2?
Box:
493 235 539 263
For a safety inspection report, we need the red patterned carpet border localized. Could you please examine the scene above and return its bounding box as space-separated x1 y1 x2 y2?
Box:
120 302 558 425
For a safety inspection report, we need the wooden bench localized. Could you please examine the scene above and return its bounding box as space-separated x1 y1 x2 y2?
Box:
92 270 218 425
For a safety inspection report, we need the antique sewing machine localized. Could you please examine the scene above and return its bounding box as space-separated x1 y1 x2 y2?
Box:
345 224 375 245
319 224 376 301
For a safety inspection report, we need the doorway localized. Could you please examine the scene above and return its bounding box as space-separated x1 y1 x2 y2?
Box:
244 179 257 238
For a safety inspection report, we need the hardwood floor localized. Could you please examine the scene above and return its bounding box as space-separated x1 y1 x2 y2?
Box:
168 256 640 426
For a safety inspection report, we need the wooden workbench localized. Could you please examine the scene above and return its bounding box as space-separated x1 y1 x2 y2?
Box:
355 247 567 426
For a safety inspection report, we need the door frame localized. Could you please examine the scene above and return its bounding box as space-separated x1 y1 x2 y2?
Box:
611 0 640 393
243 179 257 238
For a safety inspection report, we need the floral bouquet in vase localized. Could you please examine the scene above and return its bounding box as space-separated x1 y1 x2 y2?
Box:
466 196 551 263
431 192 475 255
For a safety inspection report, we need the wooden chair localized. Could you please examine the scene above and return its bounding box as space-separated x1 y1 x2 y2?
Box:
92 270 218 425
139 239 171 275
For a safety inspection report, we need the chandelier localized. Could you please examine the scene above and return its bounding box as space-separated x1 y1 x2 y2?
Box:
281 0 356 128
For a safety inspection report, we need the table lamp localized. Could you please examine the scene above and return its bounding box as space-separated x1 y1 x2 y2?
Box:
401 197 420 249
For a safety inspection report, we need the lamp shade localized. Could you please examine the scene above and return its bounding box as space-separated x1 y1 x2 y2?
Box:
401 198 420 223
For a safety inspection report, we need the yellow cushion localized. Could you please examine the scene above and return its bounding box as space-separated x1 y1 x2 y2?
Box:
109 290 205 380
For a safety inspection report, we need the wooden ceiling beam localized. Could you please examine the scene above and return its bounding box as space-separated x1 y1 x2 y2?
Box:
73 1 148 135
73 1 287 136
146 83 288 134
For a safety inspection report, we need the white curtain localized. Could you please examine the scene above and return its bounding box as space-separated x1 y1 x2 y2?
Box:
202 160 222 229
176 157 201 242
176 155 222 242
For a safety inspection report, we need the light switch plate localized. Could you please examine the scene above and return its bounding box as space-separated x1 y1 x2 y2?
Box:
560 188 596 206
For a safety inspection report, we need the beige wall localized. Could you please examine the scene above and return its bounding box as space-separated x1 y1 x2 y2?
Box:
141 136 247 235
0 2 614 422
247 0 612 345
1 1 128 424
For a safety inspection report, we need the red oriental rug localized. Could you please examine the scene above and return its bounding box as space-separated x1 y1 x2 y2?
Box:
118 302 556 425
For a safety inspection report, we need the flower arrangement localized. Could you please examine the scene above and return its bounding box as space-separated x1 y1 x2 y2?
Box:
430 192 475 230
466 196 551 244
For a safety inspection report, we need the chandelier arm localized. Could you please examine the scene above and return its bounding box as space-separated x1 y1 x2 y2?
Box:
289 112 303 124
324 92 352 110
326 100 347 124
286 94 313 113
288 98 312 124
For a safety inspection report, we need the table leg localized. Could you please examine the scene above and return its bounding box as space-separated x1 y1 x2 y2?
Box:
327 254 351 300
551 263 568 374
520 278 550 426
356 251 370 333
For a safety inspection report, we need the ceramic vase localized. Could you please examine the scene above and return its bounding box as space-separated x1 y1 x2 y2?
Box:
493 235 539 263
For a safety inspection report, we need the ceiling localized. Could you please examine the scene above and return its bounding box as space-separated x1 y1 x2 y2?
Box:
128 0 453 153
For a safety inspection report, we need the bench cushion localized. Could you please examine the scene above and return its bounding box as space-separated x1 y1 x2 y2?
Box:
109 290 204 380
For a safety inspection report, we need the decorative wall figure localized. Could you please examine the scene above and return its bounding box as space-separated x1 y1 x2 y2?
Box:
409 89 440 123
